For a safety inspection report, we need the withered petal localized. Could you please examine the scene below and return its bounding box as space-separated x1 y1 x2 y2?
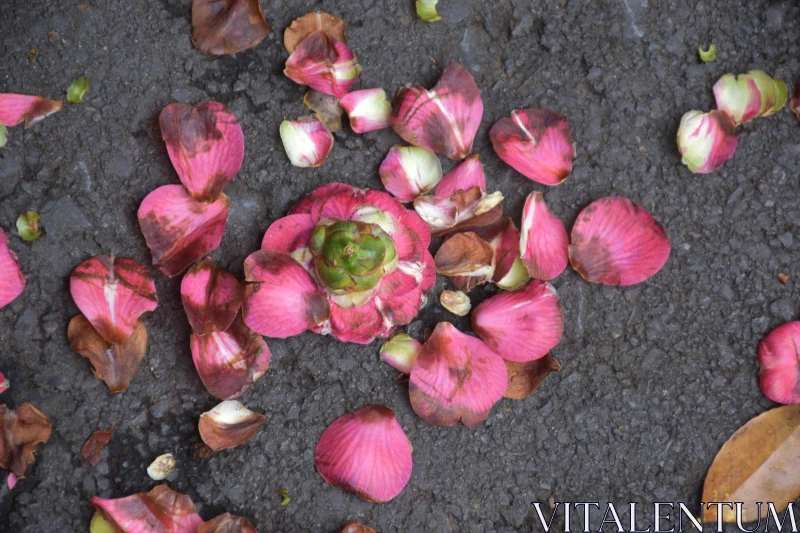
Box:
92 484 204 533
0 403 52 477
181 257 242 335
434 232 494 277
81 427 114 467
199 513 259 533
0 93 62 128
198 400 266 451
304 89 344 132
192 0 270 56
504 354 561 400
284 11 347 54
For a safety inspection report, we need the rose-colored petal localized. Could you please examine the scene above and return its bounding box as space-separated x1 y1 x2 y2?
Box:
713 74 763 125
434 232 494 278
191 0 269 56
410 323 507 427
790 80 800 123
91 485 204 533
261 214 316 255
472 280 563 363
181 257 241 335
68 315 149 393
289 182 355 216
676 110 738 174
304 89 344 132
435 154 486 197
414 186 504 237
374 269 424 329
504 354 561 400
340 88 392 133
379 332 421 374
0 94 62 128
340 523 377 533
314 405 412 502
757 322 800 404
520 191 568 280
489 108 575 186
191 315 271 400
7 473 16 490
243 250 330 338
360 189 433 250
329 299 385 344
81 427 114 467
70 254 158 344
0 403 52 477
379 145 443 202
199 513 259 533
198 400 265 451
138 184 230 277
284 31 360 99
280 116 334 167
391 62 483 161
569 197 671 285
0 371 8 394
283 11 347 54
160 102 244 202
0 228 26 309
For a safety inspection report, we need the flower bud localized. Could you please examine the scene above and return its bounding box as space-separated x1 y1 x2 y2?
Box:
676 110 738 174
340 89 392 133
440 290 471 316
198 400 266 451
280 116 334 168
379 332 421 374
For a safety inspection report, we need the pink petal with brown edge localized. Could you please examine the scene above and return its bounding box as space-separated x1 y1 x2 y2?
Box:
472 280 563 363
261 213 316 254
280 116 334 168
391 62 483 161
91 484 204 533
380 332 422 374
283 11 347 54
198 400 265 451
329 299 386 345
70 254 158 344
340 88 392 133
160 102 245 202
181 257 241 335
138 184 230 277
504 355 561 400
81 427 114 467
489 108 575 186
0 403 52 477
410 323 506 428
192 0 270 56
0 229 25 309
520 191 568 280
791 80 800 122
284 31 361 99
242 250 330 338
314 405 412 503
569 197 671 286
414 186 504 237
199 513 259 533
479 217 524 286
435 154 486 197
379 145 443 202
191 315 270 400
288 182 356 216
374 269 424 329
0 371 8 394
758 321 800 405
0 94 62 127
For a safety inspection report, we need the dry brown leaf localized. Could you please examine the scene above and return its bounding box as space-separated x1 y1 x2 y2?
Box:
283 11 347 54
0 403 53 477
504 354 562 400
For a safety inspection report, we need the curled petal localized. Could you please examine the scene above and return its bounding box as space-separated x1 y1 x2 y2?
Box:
0 228 26 309
440 290 471 316
160 102 244 202
314 405 412 502
199 400 266 451
70 254 158 344
0 93 62 128
68 315 149 393
138 185 230 277
243 250 330 338
0 403 52 477
379 145 443 202
280 116 334 168
434 232 493 278
676 110 738 174
713 73 763 125
790 80 800 123
391 62 483 161
569 197 671 285
284 31 361 99
504 354 561 400
489 108 575 186
697 44 716 63
284 11 347 54
81 427 114 467
472 280 563 363
747 70 788 118
414 186 504 237
410 322 507 427
0 372 8 394
340 88 392 133
91 485 204 533
199 513 259 533
192 0 270 56
758 322 800 404
379 332 421 374
181 257 242 335
520 191 569 280
435 154 486 197
304 89 344 132
495 256 530 291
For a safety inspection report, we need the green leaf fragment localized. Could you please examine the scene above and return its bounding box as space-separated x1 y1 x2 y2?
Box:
16 211 41 242
0 124 6 148
276 488 290 507
416 0 443 22
698 44 716 63
67 76 89 104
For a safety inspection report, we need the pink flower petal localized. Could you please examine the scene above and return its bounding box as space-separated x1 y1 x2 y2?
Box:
0 94 62 127
181 257 241 335
289 183 356 216
713 74 762 125
435 154 486 197
91 485 204 533
340 88 392 133
489 108 575 186
280 116 334 168
199 513 259 533
242 250 330 338
757 321 800 405
314 405 412 502
0 371 8 394
478 217 525 286
160 101 244 202
379 145 443 202
138 184 230 277
380 332 422 374
391 61 483 161
410 322 507 427
569 197 671 286
70 255 158 344
0 228 26 309
329 299 385 344
284 31 361 98
472 280 563 363
520 191 568 280
375 269 424 329
676 110 738 174
6 473 16 490
413 186 504 237
261 213 316 256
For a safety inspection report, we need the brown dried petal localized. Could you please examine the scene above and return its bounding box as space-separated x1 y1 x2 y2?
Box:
434 232 494 277
198 400 265 451
341 522 378 533
304 89 344 132
503 354 561 400
190 442 213 460
0 403 53 477
192 0 270 56
284 11 347 54
81 427 114 467
199 513 258 533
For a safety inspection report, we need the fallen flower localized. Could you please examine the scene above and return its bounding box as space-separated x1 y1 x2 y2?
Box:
416 0 443 21
698 44 716 62
16 210 41 242
81 427 114 467
713 71 787 125
192 0 270 55
380 145 443 202
569 197 671 285
341 523 377 533
91 484 204 533
200 513 259 533
0 403 52 477
0 228 26 309
758 322 800 404
440 290 470 316
0 372 8 394
275 488 290 507
147 453 176 481
472 280 563 363
434 154 486 197
0 93 62 130
434 232 493 278
520 191 568 280
379 332 421 374
279 116 334 168
181 257 242 335
413 185 504 237
67 76 89 104
790 80 800 122
283 11 347 54
392 62 483 160
677 109 738 173
489 108 575 186
314 405 412 502
504 354 561 400
304 89 344 132
284 31 361 99
199 400 265 451
340 88 392 134
410 322 506 427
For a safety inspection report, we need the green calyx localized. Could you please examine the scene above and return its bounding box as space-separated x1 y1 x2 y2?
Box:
310 219 397 293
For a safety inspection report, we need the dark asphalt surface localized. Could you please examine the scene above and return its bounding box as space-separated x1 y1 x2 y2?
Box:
1 1 799 532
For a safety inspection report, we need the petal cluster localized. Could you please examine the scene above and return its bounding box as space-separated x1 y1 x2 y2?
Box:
0 403 52 477
91 485 204 533
714 70 787 125
0 228 26 309
284 31 361 99
676 110 738 174
757 322 800 405
192 0 270 56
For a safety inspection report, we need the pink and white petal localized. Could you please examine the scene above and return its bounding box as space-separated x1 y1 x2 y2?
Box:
390 224 425 264
361 190 432 249
289 182 356 216
435 154 486 196
379 145 442 202
0 94 62 127
519 192 569 280
569 197 671 286
280 116 334 168
713 74 762 125
91 485 204 533
243 250 330 338
676 110 739 174
284 31 361 98
340 88 392 133
479 217 521 284
375 269 424 328
314 189 364 222
180 257 241 335
329 299 385 344
757 322 800 405
261 213 316 255
472 280 564 363
409 323 507 428
0 228 26 309
314 405 412 502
